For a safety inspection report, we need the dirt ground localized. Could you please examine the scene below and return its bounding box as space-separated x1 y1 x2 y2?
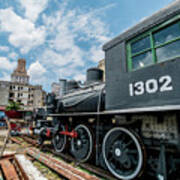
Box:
0 129 21 154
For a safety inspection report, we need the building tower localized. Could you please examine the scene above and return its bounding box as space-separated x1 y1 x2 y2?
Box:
11 59 29 84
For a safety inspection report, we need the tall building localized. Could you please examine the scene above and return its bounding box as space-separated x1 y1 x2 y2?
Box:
11 59 29 84
0 59 46 110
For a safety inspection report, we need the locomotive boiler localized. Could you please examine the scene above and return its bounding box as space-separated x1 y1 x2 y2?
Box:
34 1 180 179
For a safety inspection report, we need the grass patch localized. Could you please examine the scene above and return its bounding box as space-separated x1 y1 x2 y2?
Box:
33 160 62 180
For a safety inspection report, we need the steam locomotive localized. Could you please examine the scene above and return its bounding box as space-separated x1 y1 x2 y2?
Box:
34 1 180 179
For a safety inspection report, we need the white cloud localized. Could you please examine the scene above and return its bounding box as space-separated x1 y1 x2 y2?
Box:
0 72 11 81
19 0 49 22
74 74 86 81
43 6 111 45
40 47 84 70
0 8 46 54
57 65 80 78
27 61 49 85
0 57 17 81
38 3 112 83
28 61 46 77
8 52 18 60
27 61 50 89
52 28 76 51
0 57 17 71
89 46 104 62
0 46 9 52
72 15 111 44
40 49 72 67
0 2 113 90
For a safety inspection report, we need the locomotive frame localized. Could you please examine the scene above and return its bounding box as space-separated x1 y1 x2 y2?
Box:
34 1 180 180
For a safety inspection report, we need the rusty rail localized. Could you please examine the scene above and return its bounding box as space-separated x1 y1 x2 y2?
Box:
10 137 23 145
0 154 29 180
26 148 100 180
44 147 117 180
21 136 37 146
12 136 116 180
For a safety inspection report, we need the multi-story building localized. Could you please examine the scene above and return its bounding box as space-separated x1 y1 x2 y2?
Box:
98 59 105 82
0 81 9 107
51 82 60 96
33 85 46 108
0 59 46 110
11 59 29 84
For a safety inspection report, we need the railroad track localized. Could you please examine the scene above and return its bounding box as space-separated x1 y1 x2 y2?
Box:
11 136 117 180
0 153 33 180
27 148 99 180
44 148 117 180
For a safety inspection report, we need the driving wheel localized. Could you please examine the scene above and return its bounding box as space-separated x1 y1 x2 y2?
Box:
71 124 93 162
102 127 145 180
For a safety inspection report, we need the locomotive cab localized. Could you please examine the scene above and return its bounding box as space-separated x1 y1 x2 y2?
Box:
104 13 180 111
102 1 180 179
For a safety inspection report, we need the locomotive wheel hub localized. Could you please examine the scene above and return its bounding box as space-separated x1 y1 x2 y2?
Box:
115 148 122 157
112 141 123 158
56 136 59 140
77 140 82 146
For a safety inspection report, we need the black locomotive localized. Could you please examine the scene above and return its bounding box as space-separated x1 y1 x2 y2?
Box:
34 1 180 179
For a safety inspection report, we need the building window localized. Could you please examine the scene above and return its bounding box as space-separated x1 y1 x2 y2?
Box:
127 16 180 71
9 93 14 98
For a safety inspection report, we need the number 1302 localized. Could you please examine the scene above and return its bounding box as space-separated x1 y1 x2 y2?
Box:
129 75 173 96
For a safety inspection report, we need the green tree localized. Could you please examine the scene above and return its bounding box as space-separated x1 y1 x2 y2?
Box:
5 101 21 111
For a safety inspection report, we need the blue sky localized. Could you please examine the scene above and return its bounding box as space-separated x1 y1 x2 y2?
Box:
0 0 175 92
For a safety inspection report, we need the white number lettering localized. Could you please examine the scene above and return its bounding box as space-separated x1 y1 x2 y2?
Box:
129 83 134 96
146 79 158 94
134 81 144 95
129 75 173 96
159 75 173 92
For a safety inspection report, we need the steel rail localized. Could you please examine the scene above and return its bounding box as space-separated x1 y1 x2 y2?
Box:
26 148 100 180
0 154 30 180
13 136 117 180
